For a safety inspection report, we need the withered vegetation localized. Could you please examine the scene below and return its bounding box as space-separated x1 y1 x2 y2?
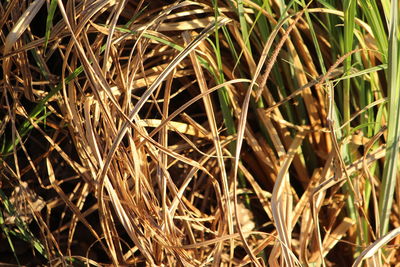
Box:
1 0 399 266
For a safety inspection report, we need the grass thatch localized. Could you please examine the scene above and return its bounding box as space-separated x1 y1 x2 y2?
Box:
1 0 400 266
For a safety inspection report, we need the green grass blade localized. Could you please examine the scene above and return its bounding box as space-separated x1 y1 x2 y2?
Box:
236 0 252 56
343 0 356 135
1 65 84 156
0 189 47 258
340 0 358 229
0 209 21 265
44 0 58 50
379 0 390 27
359 0 387 62
378 0 400 236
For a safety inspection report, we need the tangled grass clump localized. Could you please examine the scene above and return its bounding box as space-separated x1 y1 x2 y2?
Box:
1 0 400 266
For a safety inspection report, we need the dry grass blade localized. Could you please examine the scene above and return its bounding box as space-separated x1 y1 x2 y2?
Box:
3 0 45 55
309 217 355 264
138 119 207 138
270 132 306 266
353 227 400 267
183 30 239 266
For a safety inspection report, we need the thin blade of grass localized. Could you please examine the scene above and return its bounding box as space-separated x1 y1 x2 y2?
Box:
378 0 400 236
44 0 58 50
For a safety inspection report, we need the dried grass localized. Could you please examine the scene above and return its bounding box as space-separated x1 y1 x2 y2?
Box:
1 0 399 266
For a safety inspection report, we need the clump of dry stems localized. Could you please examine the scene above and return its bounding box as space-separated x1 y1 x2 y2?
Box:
1 0 400 266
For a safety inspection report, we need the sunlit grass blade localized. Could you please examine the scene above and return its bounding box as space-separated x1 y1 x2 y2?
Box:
236 0 252 56
44 0 58 50
378 0 400 236
358 0 387 61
